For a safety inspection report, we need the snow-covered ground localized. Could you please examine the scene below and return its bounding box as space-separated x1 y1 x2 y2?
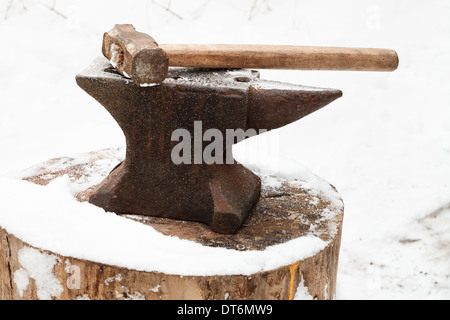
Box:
0 0 449 299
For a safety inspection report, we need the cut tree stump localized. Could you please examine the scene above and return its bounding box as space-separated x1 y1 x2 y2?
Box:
0 147 344 300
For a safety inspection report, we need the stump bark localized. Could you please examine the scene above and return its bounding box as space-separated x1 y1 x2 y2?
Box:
0 148 343 300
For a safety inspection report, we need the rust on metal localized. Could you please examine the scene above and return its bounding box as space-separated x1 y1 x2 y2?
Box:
76 57 341 234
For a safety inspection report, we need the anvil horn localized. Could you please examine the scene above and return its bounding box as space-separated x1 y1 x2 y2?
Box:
76 68 133 135
246 83 342 132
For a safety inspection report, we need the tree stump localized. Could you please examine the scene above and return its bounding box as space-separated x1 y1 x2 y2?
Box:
0 147 343 300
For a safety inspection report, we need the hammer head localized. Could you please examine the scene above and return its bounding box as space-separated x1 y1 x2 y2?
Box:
102 24 169 85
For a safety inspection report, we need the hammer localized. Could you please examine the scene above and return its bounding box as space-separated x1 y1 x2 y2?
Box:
102 24 399 86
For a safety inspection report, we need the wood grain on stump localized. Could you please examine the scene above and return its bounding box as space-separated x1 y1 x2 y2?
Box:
1 147 343 300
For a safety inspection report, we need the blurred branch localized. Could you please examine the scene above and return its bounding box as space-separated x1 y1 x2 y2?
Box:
4 0 13 20
248 0 271 21
4 0 27 20
19 0 27 11
40 0 67 20
192 0 209 20
418 202 450 222
152 0 183 20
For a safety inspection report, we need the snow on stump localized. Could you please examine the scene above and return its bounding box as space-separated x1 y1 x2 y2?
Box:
0 147 343 300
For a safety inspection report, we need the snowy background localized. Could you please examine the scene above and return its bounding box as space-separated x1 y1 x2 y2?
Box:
0 0 449 299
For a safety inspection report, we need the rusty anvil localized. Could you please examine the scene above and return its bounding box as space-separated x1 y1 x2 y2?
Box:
76 25 398 234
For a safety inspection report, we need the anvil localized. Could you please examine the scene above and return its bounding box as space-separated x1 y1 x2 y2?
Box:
76 57 342 234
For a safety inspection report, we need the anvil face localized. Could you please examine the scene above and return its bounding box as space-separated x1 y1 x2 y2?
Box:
76 57 341 234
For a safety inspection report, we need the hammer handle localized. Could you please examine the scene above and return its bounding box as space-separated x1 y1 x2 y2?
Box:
161 44 399 72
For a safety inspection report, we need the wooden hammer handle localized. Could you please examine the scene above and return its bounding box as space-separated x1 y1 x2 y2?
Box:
160 44 399 72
